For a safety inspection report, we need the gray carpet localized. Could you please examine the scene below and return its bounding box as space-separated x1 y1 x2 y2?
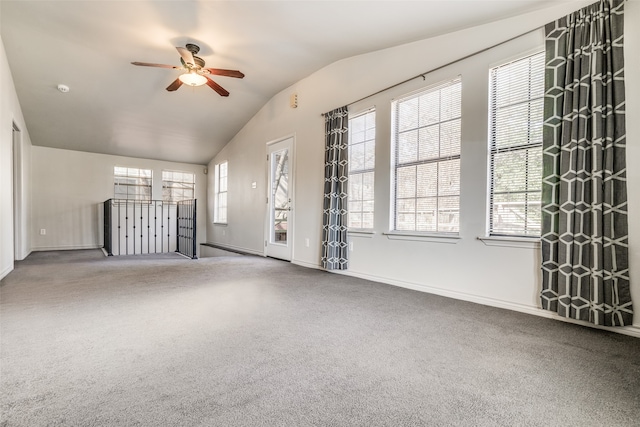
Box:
1 250 639 426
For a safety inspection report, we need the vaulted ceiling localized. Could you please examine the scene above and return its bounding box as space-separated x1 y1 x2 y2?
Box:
1 1 562 165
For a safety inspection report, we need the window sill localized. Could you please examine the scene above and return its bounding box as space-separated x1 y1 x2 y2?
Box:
348 230 375 238
213 222 228 226
383 231 461 244
477 235 540 249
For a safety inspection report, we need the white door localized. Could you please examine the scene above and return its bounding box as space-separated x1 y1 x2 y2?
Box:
266 137 294 260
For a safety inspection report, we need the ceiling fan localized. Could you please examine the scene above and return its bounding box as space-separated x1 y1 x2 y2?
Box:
131 43 244 97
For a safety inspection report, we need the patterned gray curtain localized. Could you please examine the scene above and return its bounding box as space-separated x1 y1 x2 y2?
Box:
541 0 632 326
322 106 349 270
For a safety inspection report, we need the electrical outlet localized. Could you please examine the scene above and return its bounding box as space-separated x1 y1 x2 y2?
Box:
305 238 310 247
40 229 46 235
349 241 354 252
222 229 226 236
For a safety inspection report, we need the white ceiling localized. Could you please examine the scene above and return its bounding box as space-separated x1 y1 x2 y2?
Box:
2 1 561 165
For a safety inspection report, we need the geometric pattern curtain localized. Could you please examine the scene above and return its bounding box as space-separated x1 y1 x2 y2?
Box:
321 106 349 270
541 0 632 326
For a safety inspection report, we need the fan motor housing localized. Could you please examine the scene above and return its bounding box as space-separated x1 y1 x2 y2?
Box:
185 43 200 54
181 56 206 69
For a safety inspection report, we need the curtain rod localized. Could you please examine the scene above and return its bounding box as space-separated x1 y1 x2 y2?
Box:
322 25 542 116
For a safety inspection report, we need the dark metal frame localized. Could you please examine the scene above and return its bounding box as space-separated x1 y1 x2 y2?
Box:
103 198 196 258
176 199 197 259
103 200 113 256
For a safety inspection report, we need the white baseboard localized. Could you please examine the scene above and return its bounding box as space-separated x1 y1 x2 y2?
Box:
331 269 640 338
14 249 32 261
534 310 640 338
31 244 101 252
291 259 322 270
1 264 13 281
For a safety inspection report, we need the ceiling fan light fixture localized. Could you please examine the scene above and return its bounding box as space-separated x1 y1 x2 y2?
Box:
132 44 243 96
179 71 207 87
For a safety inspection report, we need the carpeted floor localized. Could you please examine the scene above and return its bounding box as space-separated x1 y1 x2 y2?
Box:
1 250 639 426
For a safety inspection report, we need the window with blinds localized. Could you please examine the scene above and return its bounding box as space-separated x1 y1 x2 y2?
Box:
114 167 152 201
162 170 195 203
214 161 228 223
348 109 376 229
488 52 544 237
392 77 461 233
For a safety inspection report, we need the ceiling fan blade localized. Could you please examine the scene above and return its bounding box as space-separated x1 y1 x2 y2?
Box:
131 62 180 69
166 78 183 92
205 77 230 97
176 47 195 66
204 68 245 79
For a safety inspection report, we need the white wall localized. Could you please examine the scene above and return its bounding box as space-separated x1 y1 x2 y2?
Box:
31 146 207 255
625 0 640 333
1 35 32 280
208 1 640 335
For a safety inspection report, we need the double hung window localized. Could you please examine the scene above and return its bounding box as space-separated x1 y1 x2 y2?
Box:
488 52 544 237
214 161 228 223
392 77 462 233
348 109 376 229
162 170 195 203
114 167 152 201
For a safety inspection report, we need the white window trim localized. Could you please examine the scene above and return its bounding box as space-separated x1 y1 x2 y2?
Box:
487 51 544 238
391 76 462 234
348 107 376 231
477 235 540 249
213 161 228 224
113 166 153 202
161 170 195 203
348 230 376 238
383 231 461 244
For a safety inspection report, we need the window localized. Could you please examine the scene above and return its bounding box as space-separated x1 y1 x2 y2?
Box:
392 77 461 233
162 170 195 203
114 167 152 201
488 52 544 237
214 161 228 223
348 109 376 229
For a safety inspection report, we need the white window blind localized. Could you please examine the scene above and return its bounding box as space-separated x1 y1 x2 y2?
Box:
162 170 195 203
214 161 228 223
348 109 376 229
392 77 461 233
114 167 152 201
489 52 544 237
